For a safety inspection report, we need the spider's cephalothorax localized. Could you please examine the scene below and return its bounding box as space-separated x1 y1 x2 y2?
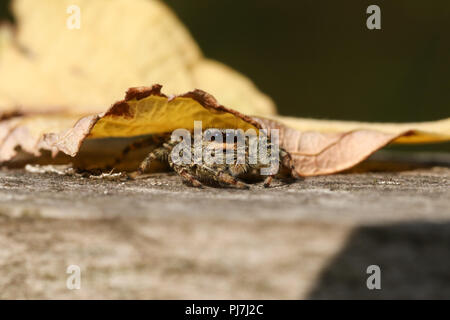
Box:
115 130 295 189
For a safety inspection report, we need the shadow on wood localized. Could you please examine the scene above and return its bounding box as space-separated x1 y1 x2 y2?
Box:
307 221 450 299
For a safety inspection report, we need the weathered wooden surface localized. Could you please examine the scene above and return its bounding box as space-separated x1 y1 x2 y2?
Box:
0 152 449 299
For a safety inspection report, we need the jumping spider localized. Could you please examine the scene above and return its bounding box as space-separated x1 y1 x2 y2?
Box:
114 130 295 189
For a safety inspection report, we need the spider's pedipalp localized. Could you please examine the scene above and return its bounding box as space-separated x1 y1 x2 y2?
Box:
216 171 250 189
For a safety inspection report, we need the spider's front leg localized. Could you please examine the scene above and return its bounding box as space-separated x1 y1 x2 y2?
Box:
215 170 250 189
260 148 293 188
136 150 159 175
171 164 204 188
127 143 173 179
170 162 249 189
202 164 250 189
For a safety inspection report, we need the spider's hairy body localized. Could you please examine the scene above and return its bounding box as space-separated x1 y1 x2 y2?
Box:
116 130 294 189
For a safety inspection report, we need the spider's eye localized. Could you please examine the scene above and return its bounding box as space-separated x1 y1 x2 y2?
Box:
204 130 223 141
225 131 239 143
213 132 222 140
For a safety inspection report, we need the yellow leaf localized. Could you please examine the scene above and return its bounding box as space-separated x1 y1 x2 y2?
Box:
0 0 275 116
0 85 259 162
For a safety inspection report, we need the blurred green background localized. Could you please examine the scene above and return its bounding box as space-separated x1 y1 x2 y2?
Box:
1 0 449 150
164 0 449 122
164 0 450 152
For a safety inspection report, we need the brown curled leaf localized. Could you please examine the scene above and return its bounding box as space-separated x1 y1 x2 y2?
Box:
0 85 260 162
264 116 450 144
253 118 440 176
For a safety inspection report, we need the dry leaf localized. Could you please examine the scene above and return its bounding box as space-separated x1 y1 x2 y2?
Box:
254 117 450 176
1 85 449 177
266 116 450 144
0 0 275 116
0 85 260 162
